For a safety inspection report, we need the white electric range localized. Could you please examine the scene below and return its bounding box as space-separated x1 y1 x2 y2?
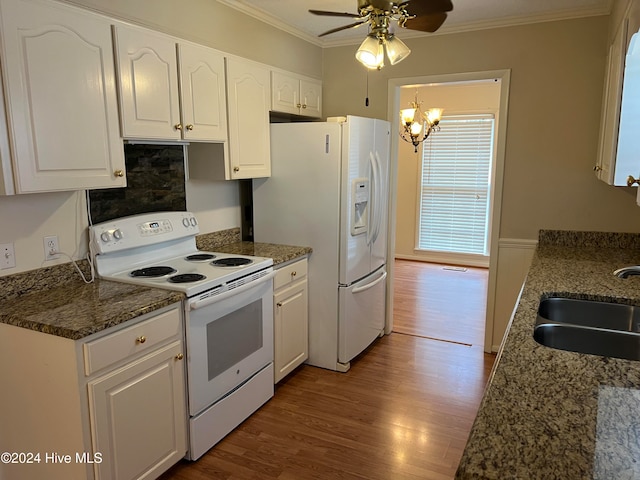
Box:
90 211 275 460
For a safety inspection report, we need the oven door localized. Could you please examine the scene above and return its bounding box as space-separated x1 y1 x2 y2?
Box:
186 271 274 416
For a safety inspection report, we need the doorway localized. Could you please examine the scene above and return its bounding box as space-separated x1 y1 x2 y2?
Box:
385 70 511 352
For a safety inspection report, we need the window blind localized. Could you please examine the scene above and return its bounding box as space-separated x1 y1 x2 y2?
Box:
418 114 494 256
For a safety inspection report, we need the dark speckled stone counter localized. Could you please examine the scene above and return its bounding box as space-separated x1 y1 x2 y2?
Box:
0 262 183 340
196 229 312 266
456 230 640 479
1 229 309 341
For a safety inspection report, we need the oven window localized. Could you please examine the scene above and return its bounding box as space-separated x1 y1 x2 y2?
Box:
206 299 263 381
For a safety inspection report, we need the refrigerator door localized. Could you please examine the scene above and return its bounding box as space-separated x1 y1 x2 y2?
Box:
253 121 343 371
370 119 390 272
338 266 387 364
339 116 376 285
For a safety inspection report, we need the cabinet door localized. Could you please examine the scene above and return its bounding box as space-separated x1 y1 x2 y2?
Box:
274 279 308 383
271 71 300 115
226 57 271 179
0 0 125 193
300 79 322 118
114 25 181 140
88 341 187 480
178 43 228 142
596 17 628 184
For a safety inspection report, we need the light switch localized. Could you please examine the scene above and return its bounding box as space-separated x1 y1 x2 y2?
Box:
0 243 16 269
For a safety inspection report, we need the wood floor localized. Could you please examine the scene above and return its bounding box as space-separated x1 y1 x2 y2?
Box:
160 260 495 480
392 260 489 346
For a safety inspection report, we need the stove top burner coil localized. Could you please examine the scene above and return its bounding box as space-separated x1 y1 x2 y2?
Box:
130 266 177 278
211 257 253 267
168 273 206 283
185 253 216 261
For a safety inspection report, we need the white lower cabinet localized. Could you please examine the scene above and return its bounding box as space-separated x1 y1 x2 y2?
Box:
88 341 186 480
274 258 309 383
0 303 186 480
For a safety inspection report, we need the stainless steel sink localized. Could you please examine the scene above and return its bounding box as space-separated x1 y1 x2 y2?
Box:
533 297 640 361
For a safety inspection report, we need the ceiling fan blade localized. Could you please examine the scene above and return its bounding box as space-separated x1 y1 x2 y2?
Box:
318 21 368 37
403 0 453 15
403 12 448 32
309 9 361 18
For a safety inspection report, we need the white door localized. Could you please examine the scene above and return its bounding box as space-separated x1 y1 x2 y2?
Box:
186 276 274 416
370 119 390 272
178 43 227 142
88 341 187 480
114 25 181 140
338 267 387 364
300 79 322 118
339 116 375 285
271 71 299 115
226 57 271 179
0 0 125 193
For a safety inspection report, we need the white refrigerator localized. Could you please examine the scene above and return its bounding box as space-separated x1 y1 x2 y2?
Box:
253 115 390 372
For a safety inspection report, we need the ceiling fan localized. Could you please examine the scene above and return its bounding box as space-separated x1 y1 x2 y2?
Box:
310 0 454 68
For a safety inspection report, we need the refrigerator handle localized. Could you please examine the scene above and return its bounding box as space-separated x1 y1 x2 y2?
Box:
352 270 387 294
370 151 382 245
366 153 376 246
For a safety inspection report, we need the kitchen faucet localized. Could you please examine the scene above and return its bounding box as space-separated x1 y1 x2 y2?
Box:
613 266 640 278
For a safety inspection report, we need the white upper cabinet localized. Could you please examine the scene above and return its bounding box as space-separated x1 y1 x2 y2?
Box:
596 0 640 186
114 25 181 140
271 71 322 118
114 24 227 143
178 43 227 142
0 0 125 194
226 57 271 179
595 16 627 184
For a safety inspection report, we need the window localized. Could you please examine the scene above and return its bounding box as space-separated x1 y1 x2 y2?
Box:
417 114 495 258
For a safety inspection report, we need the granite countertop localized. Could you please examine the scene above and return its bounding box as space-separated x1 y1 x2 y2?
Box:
0 230 311 340
196 228 311 267
456 231 640 480
0 262 184 340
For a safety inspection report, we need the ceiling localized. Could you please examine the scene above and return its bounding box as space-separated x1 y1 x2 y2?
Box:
218 0 613 47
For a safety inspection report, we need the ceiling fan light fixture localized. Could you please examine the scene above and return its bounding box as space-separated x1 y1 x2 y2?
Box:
384 34 411 65
356 34 384 69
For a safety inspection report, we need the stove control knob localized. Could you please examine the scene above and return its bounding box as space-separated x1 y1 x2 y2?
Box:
100 231 111 243
190 217 197 227
113 229 123 240
182 218 190 228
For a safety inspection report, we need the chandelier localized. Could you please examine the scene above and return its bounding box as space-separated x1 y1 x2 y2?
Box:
399 91 442 152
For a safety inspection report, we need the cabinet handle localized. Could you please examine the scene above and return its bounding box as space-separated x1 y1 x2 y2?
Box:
175 353 184 360
186 124 194 131
291 271 297 277
627 175 640 187
296 103 302 108
302 104 307 109
174 123 183 131
276 302 283 307
136 335 146 344
114 169 124 178
233 166 240 172
593 165 602 172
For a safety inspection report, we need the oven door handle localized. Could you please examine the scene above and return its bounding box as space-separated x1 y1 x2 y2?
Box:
189 270 276 310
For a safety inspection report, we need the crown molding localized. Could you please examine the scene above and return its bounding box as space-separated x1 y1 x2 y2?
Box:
218 0 613 49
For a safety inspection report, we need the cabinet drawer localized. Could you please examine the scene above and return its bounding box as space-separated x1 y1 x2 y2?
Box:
274 258 308 290
84 307 181 376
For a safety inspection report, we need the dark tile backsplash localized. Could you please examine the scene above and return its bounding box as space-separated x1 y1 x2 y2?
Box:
88 144 186 224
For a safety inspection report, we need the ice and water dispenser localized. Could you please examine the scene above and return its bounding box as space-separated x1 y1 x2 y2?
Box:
351 178 369 236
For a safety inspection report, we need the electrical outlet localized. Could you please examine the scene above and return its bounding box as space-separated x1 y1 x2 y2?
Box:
0 243 16 269
43 235 60 261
